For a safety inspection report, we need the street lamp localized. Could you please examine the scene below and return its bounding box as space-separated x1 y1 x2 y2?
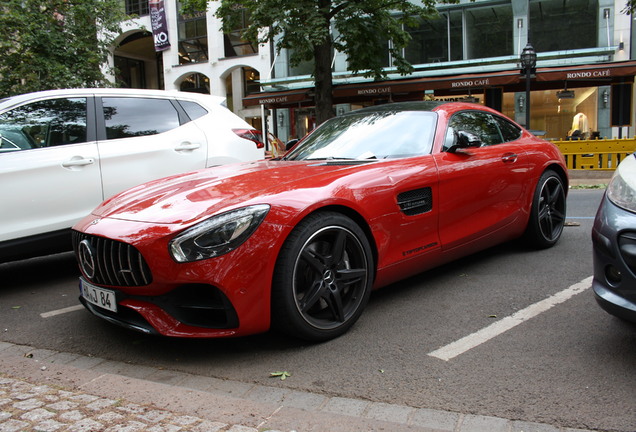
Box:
520 43 537 129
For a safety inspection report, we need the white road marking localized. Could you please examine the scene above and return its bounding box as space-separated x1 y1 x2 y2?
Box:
428 276 593 361
40 305 84 319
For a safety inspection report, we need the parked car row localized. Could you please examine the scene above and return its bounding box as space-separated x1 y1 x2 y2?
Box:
4 87 632 341
0 89 265 262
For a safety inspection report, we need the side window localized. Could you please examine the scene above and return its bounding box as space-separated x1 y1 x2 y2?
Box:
493 115 522 143
0 98 87 151
102 97 180 140
447 111 504 147
178 100 208 121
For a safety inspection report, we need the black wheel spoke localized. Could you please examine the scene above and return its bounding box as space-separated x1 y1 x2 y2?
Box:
324 286 345 323
301 248 325 274
336 268 366 283
328 230 347 266
300 279 327 313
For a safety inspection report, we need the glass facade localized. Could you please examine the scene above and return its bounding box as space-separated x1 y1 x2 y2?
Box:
529 0 598 52
405 12 462 64
465 4 513 59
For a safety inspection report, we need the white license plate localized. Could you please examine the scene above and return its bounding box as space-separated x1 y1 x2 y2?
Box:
80 278 117 313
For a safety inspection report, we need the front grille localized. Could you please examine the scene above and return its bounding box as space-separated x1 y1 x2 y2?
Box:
397 187 433 216
72 231 152 287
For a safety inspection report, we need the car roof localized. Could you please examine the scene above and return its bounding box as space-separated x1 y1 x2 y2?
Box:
0 88 226 110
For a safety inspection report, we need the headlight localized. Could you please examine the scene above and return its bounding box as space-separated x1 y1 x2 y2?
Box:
169 205 270 262
607 155 636 214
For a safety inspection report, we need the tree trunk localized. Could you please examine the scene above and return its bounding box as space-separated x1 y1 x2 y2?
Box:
314 40 334 125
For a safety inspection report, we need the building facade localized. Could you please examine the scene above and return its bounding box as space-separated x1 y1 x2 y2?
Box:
111 0 635 143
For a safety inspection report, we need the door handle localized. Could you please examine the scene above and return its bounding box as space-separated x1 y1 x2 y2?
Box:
62 157 94 167
501 153 518 163
175 142 201 152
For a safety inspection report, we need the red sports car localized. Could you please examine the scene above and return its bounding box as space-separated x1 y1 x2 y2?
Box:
72 102 568 341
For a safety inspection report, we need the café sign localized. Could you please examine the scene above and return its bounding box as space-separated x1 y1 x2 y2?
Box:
451 78 491 88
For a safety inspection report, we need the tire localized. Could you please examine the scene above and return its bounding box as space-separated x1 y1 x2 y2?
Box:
271 212 374 342
524 170 566 249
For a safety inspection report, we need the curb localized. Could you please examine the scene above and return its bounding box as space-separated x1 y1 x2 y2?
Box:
0 342 595 432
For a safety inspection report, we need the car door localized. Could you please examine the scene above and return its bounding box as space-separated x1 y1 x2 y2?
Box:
433 110 531 251
95 96 208 200
0 96 102 241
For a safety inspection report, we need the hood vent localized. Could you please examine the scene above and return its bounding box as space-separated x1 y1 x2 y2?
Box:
397 187 432 216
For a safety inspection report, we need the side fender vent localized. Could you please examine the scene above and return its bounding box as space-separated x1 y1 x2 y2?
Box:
397 187 432 216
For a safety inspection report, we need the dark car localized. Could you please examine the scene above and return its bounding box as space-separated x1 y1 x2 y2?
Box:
72 101 568 341
592 153 636 323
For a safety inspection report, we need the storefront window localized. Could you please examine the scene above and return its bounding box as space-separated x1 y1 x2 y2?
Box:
465 4 513 59
178 11 208 64
506 88 600 140
529 0 598 52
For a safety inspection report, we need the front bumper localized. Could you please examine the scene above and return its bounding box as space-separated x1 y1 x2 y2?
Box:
591 193 636 323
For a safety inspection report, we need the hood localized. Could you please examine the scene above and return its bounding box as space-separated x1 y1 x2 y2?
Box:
93 159 369 225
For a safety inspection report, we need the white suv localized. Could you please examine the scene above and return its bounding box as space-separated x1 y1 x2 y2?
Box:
0 88 265 262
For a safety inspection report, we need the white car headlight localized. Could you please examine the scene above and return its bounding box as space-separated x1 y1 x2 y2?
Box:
607 155 636 214
169 205 270 263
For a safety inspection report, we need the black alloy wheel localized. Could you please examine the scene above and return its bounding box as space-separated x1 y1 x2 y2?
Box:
525 170 566 249
272 212 374 341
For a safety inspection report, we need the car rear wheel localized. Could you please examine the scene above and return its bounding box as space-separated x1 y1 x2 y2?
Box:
272 212 374 342
525 170 566 249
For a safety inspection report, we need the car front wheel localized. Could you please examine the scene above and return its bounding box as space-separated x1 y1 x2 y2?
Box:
525 169 566 249
272 212 374 342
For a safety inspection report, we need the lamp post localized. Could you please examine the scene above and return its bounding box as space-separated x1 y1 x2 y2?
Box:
520 43 537 129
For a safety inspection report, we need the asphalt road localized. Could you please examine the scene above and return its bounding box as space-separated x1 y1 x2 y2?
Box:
1 188 634 432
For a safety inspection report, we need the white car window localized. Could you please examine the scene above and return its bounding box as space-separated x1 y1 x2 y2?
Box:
102 97 180 139
0 98 87 151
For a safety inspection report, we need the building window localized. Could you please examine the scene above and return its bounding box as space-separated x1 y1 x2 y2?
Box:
178 11 208 64
180 73 210 94
224 9 257 57
405 12 463 64
125 0 149 16
529 0 598 52
465 4 513 59
243 67 260 95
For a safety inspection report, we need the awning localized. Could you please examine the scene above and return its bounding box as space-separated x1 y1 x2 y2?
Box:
243 60 636 108
535 60 636 82
243 88 310 107
333 70 520 98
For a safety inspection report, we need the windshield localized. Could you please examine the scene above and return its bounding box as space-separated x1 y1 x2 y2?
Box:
285 110 437 161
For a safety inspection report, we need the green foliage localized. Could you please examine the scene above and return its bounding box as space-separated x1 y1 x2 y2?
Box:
181 0 453 123
0 0 127 98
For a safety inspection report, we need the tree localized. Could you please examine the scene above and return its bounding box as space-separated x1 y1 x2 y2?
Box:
182 0 450 125
0 0 128 98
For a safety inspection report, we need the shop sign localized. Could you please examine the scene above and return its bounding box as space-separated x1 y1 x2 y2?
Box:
356 87 392 96
258 96 291 104
451 79 490 88
150 0 171 52
565 69 611 79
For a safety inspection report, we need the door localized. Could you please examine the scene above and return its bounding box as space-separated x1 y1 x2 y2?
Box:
0 96 102 241
95 96 208 200
434 110 531 251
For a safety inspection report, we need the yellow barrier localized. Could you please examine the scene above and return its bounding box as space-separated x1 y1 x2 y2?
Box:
550 138 636 170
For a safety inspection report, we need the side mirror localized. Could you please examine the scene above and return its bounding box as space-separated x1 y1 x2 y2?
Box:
285 139 299 151
447 130 481 153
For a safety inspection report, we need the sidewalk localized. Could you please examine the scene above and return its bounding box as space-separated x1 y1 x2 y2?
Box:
0 342 595 432
567 169 613 187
